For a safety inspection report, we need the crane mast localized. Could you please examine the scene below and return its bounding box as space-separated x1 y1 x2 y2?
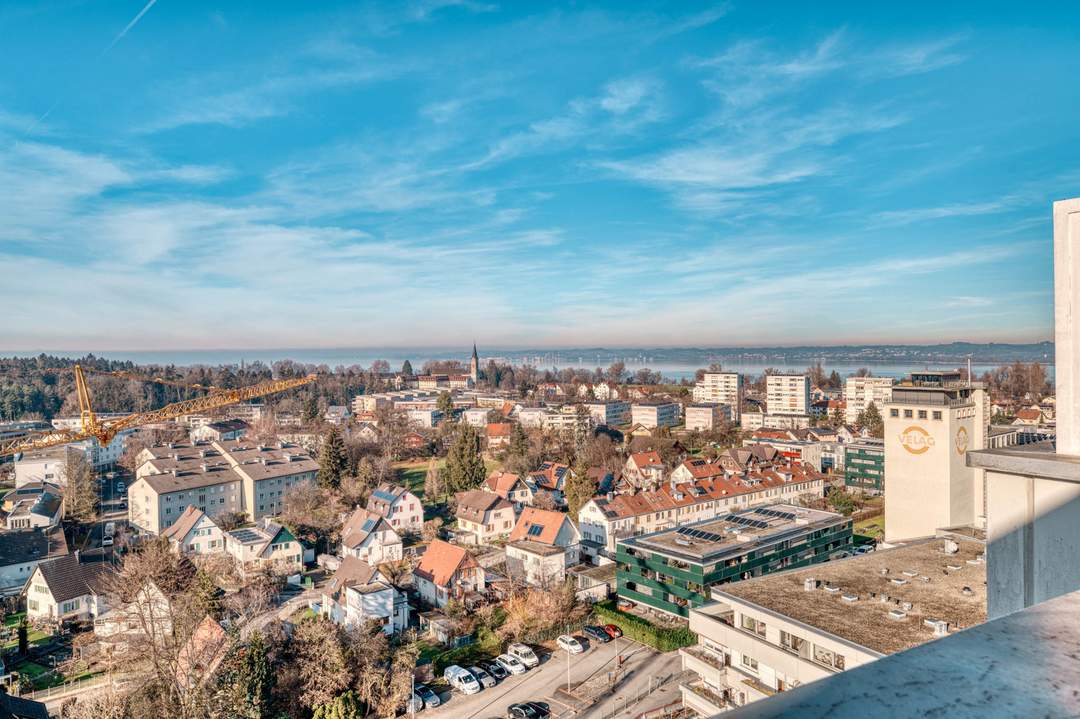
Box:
1 365 316 458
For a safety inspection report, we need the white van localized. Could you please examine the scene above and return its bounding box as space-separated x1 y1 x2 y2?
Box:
507 643 539 668
443 665 482 695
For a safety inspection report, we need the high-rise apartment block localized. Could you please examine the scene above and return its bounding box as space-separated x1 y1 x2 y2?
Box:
694 372 743 420
843 376 894 424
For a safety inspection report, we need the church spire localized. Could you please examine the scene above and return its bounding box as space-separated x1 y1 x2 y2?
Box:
470 342 479 384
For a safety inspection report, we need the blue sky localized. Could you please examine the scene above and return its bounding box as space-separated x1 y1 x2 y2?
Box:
1 1 1076 351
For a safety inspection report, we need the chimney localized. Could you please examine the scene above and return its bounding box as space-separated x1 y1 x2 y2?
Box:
803 577 817 591
943 539 959 555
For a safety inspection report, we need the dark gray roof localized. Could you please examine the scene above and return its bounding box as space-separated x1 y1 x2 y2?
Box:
31 554 113 603
0 528 66 568
1 693 50 719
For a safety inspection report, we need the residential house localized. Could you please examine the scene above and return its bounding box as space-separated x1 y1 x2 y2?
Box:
454 490 515 545
339 507 403 564
366 484 424 533
485 470 535 509
320 555 408 634
224 519 304 576
324 405 350 425
1012 407 1044 427
0 693 49 719
93 581 173 641
505 508 582 587
0 527 68 596
670 458 726 485
353 422 380 444
413 539 486 608
189 419 249 443
13 446 75 488
24 553 112 622
486 423 512 450
624 451 665 488
161 506 225 556
527 461 572 505
1 483 62 530
577 462 825 559
403 432 430 452
176 616 228 692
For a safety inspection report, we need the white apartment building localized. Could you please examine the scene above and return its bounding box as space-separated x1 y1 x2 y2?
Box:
130 440 318 535
685 403 732 432
883 372 987 542
631 401 681 429
693 372 743 420
14 446 75 487
679 536 986 716
843 377 895 424
766 374 810 416
583 400 631 427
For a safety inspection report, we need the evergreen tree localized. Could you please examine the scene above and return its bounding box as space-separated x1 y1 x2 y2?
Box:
313 691 362 719
436 391 455 420
318 425 347 489
444 424 486 493
863 402 884 438
401 359 413 376
508 422 529 458
215 631 273 719
564 461 598 519
302 395 320 424
193 569 223 620
830 405 845 428
423 457 444 503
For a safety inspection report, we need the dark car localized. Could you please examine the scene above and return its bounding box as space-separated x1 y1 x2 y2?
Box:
583 625 612 643
601 624 623 639
482 661 508 680
507 702 551 719
414 683 441 708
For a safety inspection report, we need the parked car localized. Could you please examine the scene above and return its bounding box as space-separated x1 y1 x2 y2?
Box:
507 643 539 668
556 634 584 654
482 660 508 680
854 545 876 555
101 536 114 548
601 624 623 639
469 665 497 689
583 625 612 643
507 702 551 718
495 653 527 675
444 665 482 694
115 481 126 494
414 683 440 708
617 599 635 612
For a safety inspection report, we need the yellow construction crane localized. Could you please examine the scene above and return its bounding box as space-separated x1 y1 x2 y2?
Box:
1 364 316 458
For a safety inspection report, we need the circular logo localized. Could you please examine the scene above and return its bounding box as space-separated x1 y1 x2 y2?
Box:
955 426 969 455
899 426 935 455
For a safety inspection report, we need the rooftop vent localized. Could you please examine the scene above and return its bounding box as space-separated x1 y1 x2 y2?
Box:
841 593 859 603
961 586 975 597
888 609 907 621
879 594 891 603
919 576 931 583
943 539 959 555
674 537 691 547
890 578 908 586
924 619 950 636
824 586 841 594
902 569 919 577
900 601 913 611
879 567 889 576
946 564 963 571
966 558 983 566
804 578 817 592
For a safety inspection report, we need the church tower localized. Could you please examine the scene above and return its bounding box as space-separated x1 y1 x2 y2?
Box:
469 343 480 384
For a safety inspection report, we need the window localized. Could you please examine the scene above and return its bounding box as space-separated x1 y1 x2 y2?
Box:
28 599 39 611
740 654 759 671
812 644 845 670
933 411 942 420
903 409 913 418
780 630 808 657
918 410 927 419
740 615 766 636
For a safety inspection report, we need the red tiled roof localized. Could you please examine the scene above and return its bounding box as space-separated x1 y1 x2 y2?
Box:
509 507 569 545
629 451 662 469
1015 408 1042 421
414 539 476 588
593 462 822 520
486 470 524 497
487 423 511 437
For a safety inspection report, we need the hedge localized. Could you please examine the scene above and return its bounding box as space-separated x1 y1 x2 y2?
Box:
592 600 696 652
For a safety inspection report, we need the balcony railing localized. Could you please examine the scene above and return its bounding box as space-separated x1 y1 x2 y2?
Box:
682 644 726 670
681 679 732 711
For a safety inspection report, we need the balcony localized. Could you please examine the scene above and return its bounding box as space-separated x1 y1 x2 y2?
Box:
680 645 728 687
680 678 733 716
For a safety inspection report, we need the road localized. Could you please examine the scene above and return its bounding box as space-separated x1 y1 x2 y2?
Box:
420 637 683 719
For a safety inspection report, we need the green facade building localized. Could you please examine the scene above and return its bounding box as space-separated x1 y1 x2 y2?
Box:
615 504 852 618
844 439 885 494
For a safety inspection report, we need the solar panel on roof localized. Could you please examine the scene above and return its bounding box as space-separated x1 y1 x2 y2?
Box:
361 519 376 532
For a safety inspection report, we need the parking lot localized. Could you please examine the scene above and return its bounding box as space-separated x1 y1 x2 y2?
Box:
420 635 682 719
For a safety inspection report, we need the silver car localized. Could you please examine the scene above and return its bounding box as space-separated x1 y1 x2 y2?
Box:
468 665 497 688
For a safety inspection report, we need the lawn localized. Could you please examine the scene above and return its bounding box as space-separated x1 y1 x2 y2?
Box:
854 516 884 541
1 614 51 651
394 458 500 503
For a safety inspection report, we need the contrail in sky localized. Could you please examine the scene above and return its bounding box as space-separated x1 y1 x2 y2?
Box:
102 0 160 56
23 0 160 135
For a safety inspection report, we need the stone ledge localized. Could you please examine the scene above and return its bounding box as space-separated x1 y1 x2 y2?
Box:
967 443 1080 484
